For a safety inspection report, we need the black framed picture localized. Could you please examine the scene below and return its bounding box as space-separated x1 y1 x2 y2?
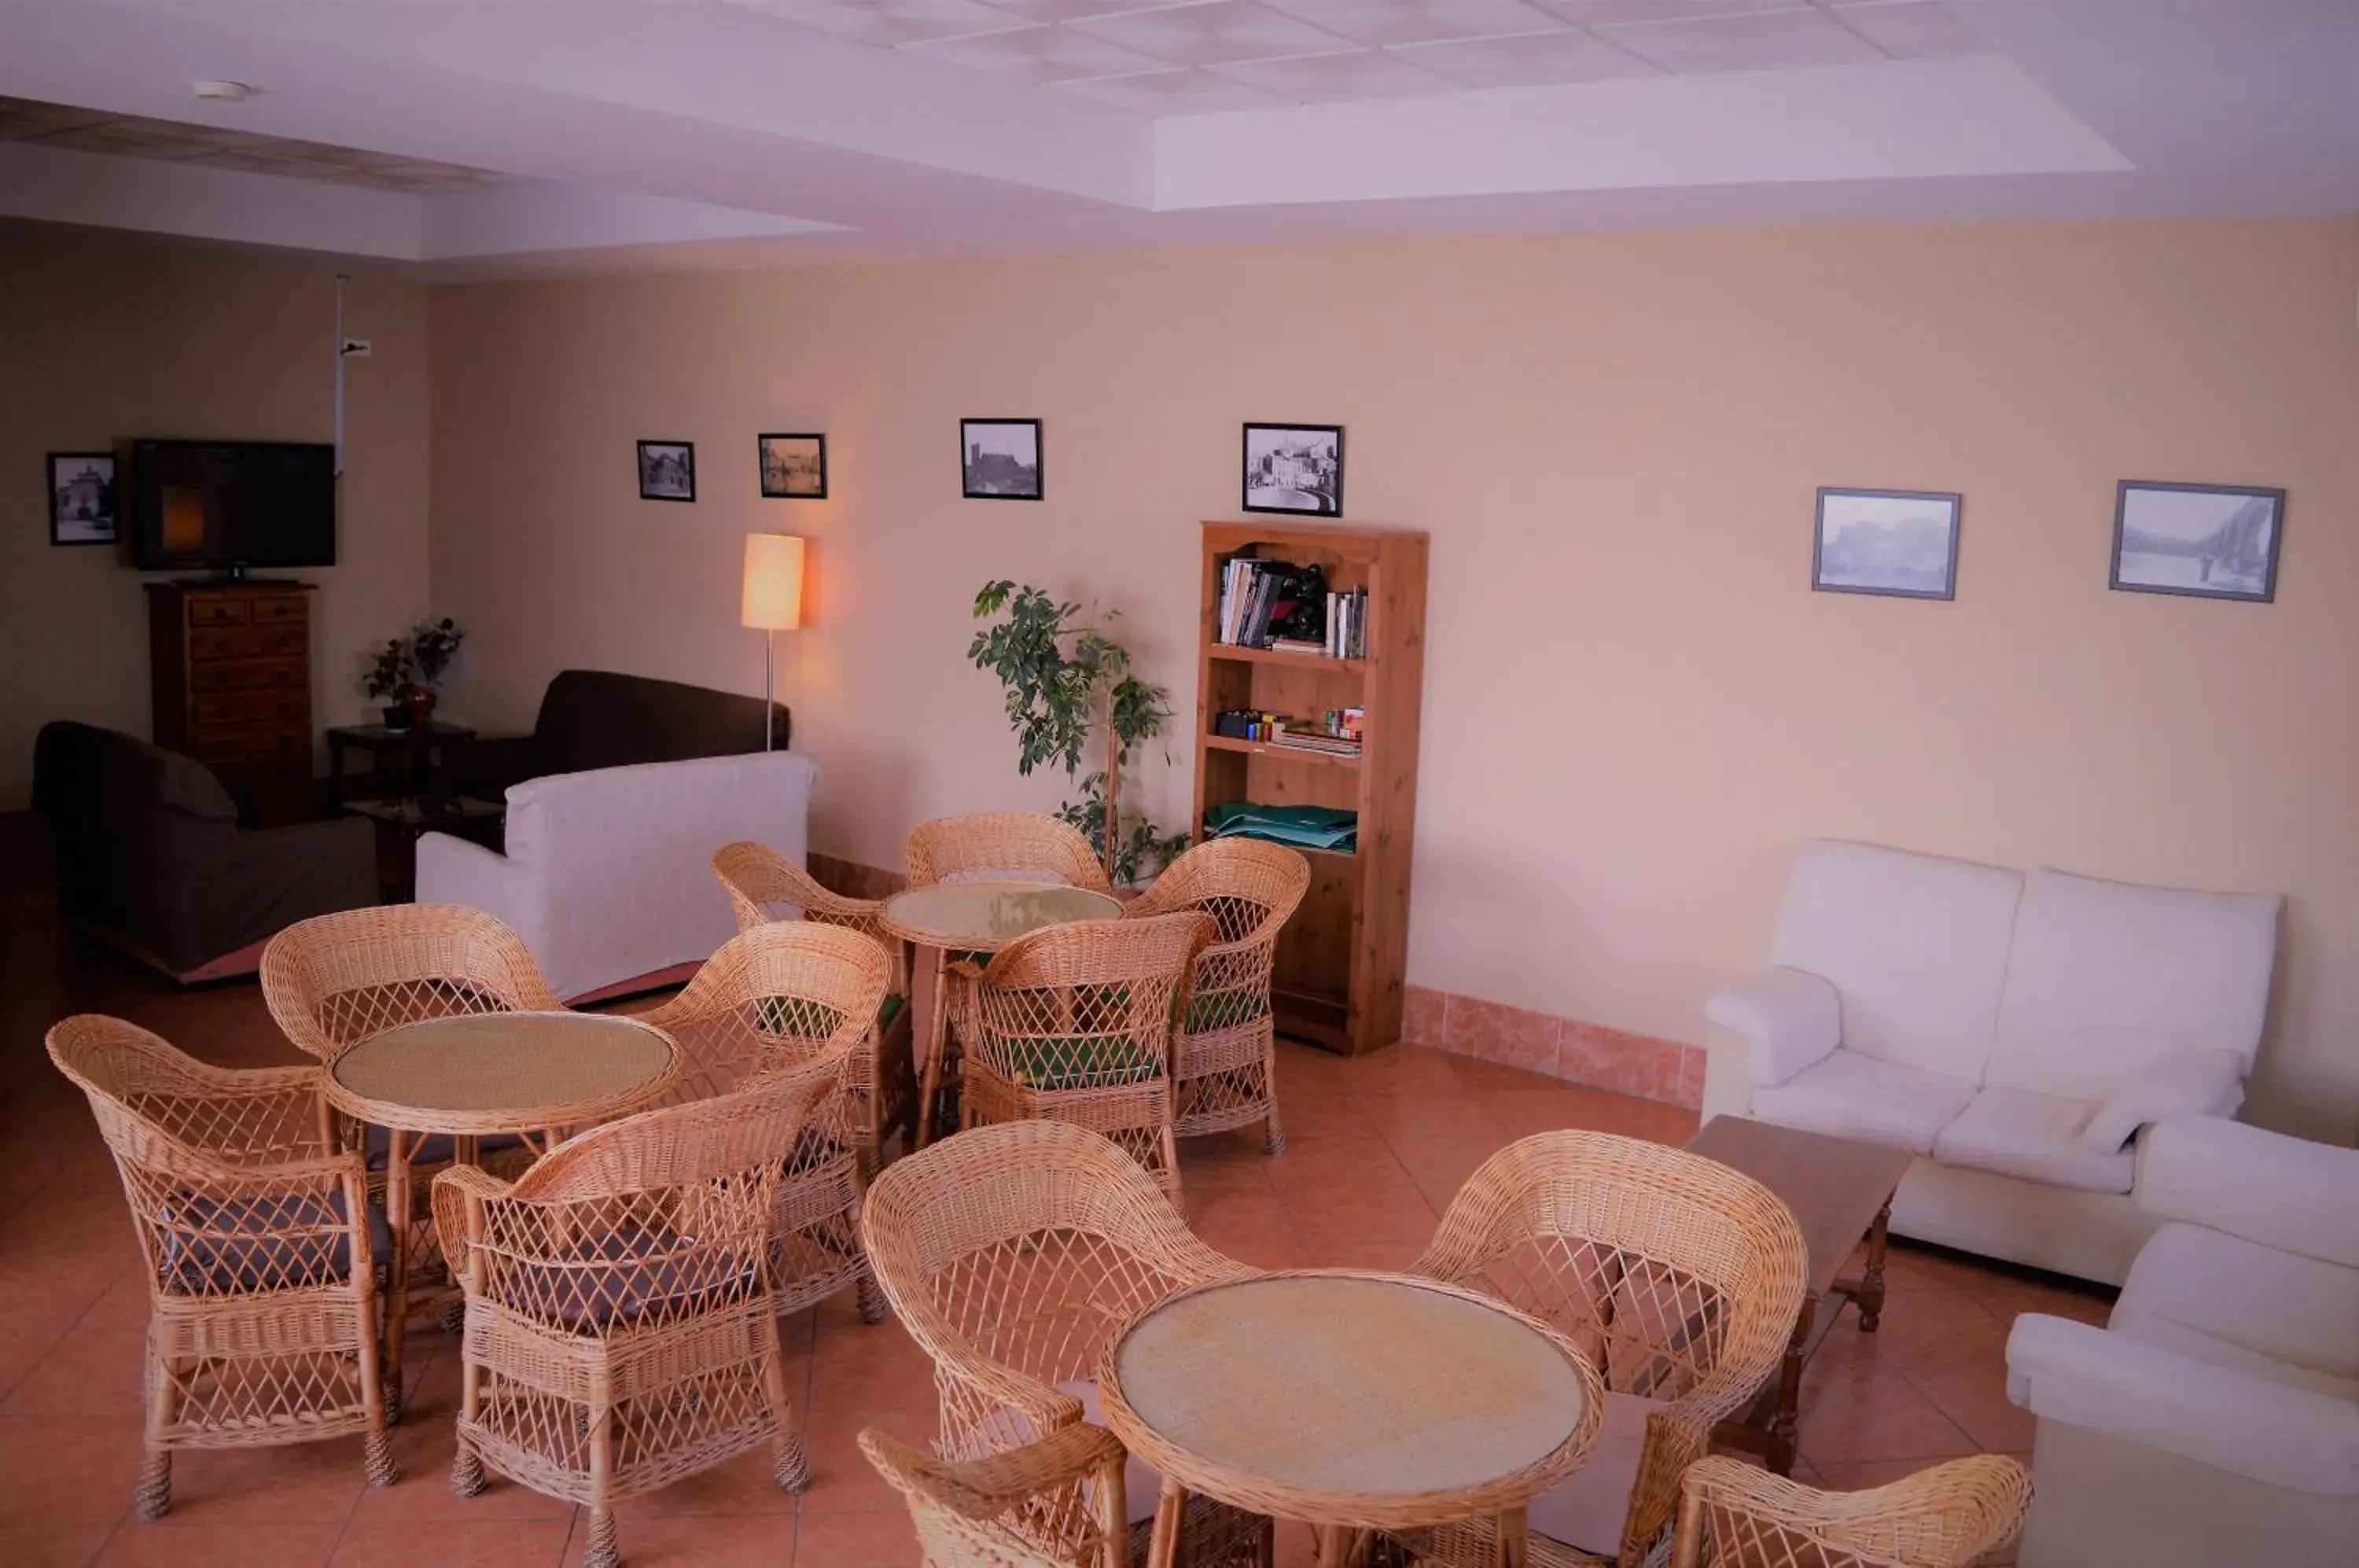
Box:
759 432 826 499
1242 423 1342 517
2111 480 2284 603
48 451 117 546
961 419 1041 501
1812 488 1962 600
637 440 695 502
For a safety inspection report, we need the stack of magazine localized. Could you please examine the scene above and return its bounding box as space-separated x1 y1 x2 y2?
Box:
1323 587 1367 659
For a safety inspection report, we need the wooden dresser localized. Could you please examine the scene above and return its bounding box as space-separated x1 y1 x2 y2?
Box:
146 581 316 823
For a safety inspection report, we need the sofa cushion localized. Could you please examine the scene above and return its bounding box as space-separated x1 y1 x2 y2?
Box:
1932 1088 2132 1194
1768 841 2022 1084
1525 1392 1659 1556
1984 867 2279 1102
2078 1047 2243 1152
534 669 788 778
1751 1048 1977 1156
2115 1221 2359 1389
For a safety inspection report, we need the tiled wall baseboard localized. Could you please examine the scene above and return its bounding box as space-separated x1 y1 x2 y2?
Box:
1404 984 1702 1111
807 852 1700 1113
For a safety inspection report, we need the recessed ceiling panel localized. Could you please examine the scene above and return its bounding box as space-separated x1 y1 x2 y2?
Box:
1051 65 1296 111
1068 1 1360 68
1597 8 1886 74
726 0 1034 48
1209 47 1463 102
1395 28 1662 89
1258 0 1572 49
1830 1 1989 61
906 23 1171 80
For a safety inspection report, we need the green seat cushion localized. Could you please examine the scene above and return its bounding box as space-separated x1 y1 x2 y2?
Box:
878 992 905 1029
753 996 850 1038
1002 1035 1161 1091
1186 988 1270 1033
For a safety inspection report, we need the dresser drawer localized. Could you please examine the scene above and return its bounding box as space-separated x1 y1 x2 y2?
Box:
190 625 307 662
190 723 310 763
193 688 311 727
185 596 249 628
191 658 306 694
251 595 308 627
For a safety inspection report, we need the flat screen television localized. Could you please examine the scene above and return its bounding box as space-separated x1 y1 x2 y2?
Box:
129 440 337 574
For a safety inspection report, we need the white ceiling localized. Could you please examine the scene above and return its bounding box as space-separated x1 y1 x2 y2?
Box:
0 1 2349 275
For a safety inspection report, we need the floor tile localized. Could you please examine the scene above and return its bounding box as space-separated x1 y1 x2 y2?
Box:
327 1516 574 1568
94 1521 344 1568
791 1509 921 1566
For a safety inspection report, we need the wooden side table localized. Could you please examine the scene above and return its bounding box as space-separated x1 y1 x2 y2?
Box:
326 720 478 802
1685 1115 1916 1474
344 794 504 900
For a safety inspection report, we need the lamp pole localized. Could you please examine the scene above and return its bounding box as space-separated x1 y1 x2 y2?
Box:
764 627 775 753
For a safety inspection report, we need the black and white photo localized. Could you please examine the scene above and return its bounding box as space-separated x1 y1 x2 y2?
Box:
1812 488 1961 600
48 451 117 546
637 440 695 502
2111 480 2283 603
759 432 826 499
960 419 1041 500
1242 423 1342 517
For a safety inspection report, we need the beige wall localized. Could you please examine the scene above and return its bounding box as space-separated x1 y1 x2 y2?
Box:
428 219 2359 1142
0 240 432 808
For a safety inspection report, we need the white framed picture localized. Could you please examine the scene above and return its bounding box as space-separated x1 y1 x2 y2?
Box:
2111 481 2283 603
1812 488 1961 601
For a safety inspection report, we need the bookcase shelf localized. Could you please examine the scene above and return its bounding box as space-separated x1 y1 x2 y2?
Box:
1193 520 1427 1057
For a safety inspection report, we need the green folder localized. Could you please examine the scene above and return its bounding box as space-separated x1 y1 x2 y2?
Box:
1202 802 1356 853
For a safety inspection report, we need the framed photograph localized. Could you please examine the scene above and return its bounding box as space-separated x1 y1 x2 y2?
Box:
637 440 695 502
759 432 826 499
961 419 1042 501
48 451 117 546
1243 423 1343 517
2111 480 2284 603
1812 487 1962 600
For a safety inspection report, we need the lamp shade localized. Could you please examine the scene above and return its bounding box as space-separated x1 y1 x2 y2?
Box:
741 533 804 631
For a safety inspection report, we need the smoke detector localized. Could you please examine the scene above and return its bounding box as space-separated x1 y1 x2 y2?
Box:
193 81 256 102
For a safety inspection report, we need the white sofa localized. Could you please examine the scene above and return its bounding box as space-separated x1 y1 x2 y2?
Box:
1702 841 2280 1285
417 749 819 1001
2005 1116 2359 1567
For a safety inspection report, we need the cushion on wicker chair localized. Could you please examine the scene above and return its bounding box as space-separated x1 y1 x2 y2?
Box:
1523 1392 1660 1556
1003 1036 1163 1091
1185 988 1269 1032
498 1230 766 1331
163 1187 393 1294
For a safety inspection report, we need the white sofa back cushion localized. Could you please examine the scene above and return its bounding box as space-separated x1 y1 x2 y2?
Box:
1984 868 2280 1102
1768 841 2023 1083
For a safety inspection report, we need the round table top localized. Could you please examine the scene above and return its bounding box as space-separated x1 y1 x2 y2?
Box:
879 879 1123 951
326 1011 682 1136
1100 1271 1599 1530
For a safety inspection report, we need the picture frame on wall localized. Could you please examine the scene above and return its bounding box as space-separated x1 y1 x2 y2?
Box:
961 419 1042 501
1812 487 1962 600
759 432 826 499
2111 480 2284 604
637 440 695 502
48 451 118 547
1242 422 1343 517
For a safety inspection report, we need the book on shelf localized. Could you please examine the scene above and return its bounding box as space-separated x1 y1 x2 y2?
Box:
1323 587 1367 659
1217 558 1333 651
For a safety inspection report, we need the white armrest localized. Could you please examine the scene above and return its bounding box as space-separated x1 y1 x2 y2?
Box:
2078 1047 2243 1151
414 832 535 937
2137 1117 2359 1269
1703 966 1841 1088
2007 1312 2359 1496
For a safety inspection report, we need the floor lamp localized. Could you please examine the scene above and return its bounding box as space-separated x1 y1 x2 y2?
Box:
741 533 804 751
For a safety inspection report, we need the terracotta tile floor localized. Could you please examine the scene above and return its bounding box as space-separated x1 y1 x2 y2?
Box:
0 861 2103 1566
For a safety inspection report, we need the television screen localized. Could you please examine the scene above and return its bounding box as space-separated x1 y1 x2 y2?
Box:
130 440 337 571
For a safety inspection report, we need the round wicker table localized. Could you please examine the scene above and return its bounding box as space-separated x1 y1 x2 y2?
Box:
324 1011 683 1410
1099 1270 1606 1568
878 880 1124 1146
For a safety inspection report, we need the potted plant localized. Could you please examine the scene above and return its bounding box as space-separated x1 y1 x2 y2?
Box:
968 581 1186 885
357 617 467 732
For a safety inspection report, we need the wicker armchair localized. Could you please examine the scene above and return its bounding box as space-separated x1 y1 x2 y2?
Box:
261 903 565 1278
1672 1455 2031 1568
905 812 1115 893
1122 838 1309 1154
860 1119 1265 1567
709 840 918 1172
953 913 1214 1201
864 1423 1133 1568
432 1062 833 1568
637 918 892 1321
47 1014 399 1519
1404 1131 1809 1568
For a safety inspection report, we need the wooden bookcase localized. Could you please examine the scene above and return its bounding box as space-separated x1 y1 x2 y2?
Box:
1192 521 1428 1056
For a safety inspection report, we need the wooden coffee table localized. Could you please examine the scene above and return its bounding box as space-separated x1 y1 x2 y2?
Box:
1685 1115 1916 1474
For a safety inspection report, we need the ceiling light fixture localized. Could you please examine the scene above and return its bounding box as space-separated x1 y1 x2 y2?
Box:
192 80 256 101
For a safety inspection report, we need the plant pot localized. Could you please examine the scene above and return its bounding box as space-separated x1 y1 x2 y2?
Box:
403 689 437 731
381 704 412 732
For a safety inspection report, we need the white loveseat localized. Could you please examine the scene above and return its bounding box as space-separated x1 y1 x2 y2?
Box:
1702 841 2280 1285
2005 1116 2359 1567
417 749 819 1001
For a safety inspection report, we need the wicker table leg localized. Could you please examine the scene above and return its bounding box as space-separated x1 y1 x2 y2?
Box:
915 946 950 1148
382 1127 411 1423
1146 1477 1187 1568
1493 1506 1529 1568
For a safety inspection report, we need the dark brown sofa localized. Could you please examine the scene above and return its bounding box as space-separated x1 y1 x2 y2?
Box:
439 669 789 799
33 721 377 982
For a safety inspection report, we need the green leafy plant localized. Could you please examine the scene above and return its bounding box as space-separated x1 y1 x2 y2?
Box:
355 617 467 701
968 581 1187 885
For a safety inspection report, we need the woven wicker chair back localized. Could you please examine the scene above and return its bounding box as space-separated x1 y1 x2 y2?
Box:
1130 836 1311 946
262 903 564 1063
1417 1131 1807 1405
639 918 891 1106
1673 1455 2032 1568
861 1119 1250 1455
711 841 910 992
904 813 1114 894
